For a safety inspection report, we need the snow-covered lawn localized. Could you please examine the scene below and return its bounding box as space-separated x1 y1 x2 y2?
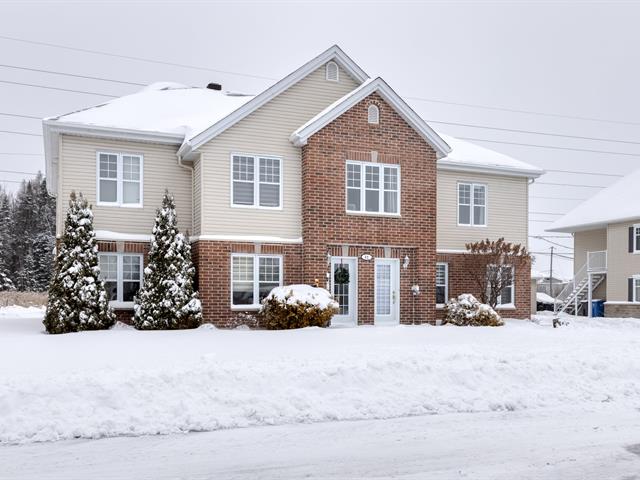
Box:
1 306 640 448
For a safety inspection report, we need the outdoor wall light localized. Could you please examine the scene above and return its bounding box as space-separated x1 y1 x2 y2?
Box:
403 255 410 269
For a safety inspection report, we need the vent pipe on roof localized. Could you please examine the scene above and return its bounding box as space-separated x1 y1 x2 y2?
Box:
207 83 222 90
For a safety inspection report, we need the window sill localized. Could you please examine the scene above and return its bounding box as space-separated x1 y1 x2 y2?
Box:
230 204 283 211
346 211 401 218
97 202 144 209
495 304 516 310
436 304 445 310
231 304 262 311
456 223 487 228
109 301 134 309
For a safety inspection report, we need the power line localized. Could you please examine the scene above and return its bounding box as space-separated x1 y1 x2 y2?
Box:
0 152 43 156
529 211 564 216
530 195 586 201
409 96 640 127
530 219 555 223
528 234 573 238
0 129 42 137
458 136 640 158
0 63 146 86
544 169 623 177
0 169 39 175
0 179 25 184
531 236 574 249
535 181 606 188
427 119 640 146
0 79 117 97
0 112 41 120
0 34 276 81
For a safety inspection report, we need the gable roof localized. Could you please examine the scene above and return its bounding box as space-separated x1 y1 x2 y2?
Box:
177 45 369 158
290 77 452 157
547 168 640 233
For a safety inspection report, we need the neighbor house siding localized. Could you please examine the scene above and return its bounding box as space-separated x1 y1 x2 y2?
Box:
573 228 607 301
57 135 191 236
192 155 202 236
197 63 360 239
606 221 640 301
436 170 529 250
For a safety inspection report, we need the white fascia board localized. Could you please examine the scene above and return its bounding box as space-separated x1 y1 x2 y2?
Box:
94 230 153 242
181 45 369 156
190 234 303 244
546 218 636 234
436 160 545 179
290 78 451 157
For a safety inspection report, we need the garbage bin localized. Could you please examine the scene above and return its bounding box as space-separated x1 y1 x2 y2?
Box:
591 299 605 317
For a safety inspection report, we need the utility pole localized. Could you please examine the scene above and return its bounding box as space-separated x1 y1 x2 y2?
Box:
550 246 558 328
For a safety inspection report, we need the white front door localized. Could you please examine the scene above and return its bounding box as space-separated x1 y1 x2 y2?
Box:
375 258 400 325
330 257 358 326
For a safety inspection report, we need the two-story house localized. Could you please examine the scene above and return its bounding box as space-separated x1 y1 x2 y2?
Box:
548 169 640 318
43 45 543 326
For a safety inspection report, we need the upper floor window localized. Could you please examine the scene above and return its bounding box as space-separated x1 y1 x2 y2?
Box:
325 61 339 82
458 182 486 226
231 154 282 209
367 104 379 124
231 254 282 308
97 152 143 207
99 253 143 305
436 262 448 306
346 161 400 215
632 224 640 252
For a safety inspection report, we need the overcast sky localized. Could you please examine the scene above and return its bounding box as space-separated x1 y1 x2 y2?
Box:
2 0 639 278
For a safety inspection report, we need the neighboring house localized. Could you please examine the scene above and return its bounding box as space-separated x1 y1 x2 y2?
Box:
536 275 569 298
547 169 640 317
43 45 543 326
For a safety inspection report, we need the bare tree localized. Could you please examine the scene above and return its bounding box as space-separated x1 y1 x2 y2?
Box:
463 238 531 308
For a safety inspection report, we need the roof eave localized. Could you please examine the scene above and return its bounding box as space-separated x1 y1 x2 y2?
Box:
437 159 545 179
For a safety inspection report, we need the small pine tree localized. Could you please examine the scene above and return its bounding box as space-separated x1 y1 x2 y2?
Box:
43 192 115 334
134 191 202 330
0 237 14 291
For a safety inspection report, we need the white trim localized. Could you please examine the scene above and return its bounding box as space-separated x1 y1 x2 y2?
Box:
633 224 640 253
604 301 640 305
374 258 400 325
493 265 515 308
437 160 544 179
457 181 487 227
99 252 144 306
96 151 144 208
229 153 283 210
436 248 467 254
290 77 451 156
330 256 358 326
230 253 283 309
345 160 401 216
94 230 153 242
180 45 369 157
190 234 302 244
325 61 339 82
436 262 448 308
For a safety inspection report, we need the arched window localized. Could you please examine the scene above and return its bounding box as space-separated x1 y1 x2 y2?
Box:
326 61 339 82
368 104 379 124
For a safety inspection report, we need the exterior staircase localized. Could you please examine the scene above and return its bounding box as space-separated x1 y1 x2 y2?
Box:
555 250 607 316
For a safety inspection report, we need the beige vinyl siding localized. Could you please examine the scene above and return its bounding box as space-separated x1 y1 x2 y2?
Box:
606 221 640 301
198 63 359 238
436 170 529 250
193 156 202 236
57 135 192 236
573 228 607 300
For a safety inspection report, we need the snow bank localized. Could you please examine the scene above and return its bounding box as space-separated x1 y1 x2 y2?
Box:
263 284 338 310
2 312 640 444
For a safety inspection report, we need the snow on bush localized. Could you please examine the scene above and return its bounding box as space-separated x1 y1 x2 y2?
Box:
259 284 338 329
444 294 503 327
43 192 115 334
133 191 202 330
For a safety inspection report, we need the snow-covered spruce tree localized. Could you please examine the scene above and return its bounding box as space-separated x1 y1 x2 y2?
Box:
133 191 201 330
30 232 55 292
43 192 115 334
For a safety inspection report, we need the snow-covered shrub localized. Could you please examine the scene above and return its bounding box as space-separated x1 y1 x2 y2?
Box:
133 191 202 330
444 294 504 327
0 271 14 292
43 192 115 334
225 312 260 329
259 284 338 330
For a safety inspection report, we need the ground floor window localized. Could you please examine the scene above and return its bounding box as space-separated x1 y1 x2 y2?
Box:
98 253 143 304
436 262 448 306
231 254 282 308
488 265 515 307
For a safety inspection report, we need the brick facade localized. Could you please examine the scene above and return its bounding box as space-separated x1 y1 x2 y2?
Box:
436 252 532 319
301 92 438 324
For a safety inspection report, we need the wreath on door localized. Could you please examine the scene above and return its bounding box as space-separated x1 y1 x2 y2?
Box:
334 263 350 285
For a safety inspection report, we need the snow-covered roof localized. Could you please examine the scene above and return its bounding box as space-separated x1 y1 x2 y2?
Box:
536 292 560 304
547 168 640 233
50 82 255 141
436 134 544 178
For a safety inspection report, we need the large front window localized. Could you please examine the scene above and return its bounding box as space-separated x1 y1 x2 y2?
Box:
346 161 400 215
97 152 142 206
99 253 143 304
231 254 282 307
232 154 281 208
458 182 486 226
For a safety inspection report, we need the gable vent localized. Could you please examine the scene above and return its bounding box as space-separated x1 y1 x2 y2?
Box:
368 104 379 124
325 61 339 82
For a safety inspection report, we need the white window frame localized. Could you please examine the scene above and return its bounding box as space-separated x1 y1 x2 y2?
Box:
633 224 640 252
325 61 339 82
230 254 283 310
98 253 144 308
230 153 283 210
436 262 448 308
457 182 487 227
345 160 401 216
96 151 143 208
493 265 515 309
633 276 640 302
